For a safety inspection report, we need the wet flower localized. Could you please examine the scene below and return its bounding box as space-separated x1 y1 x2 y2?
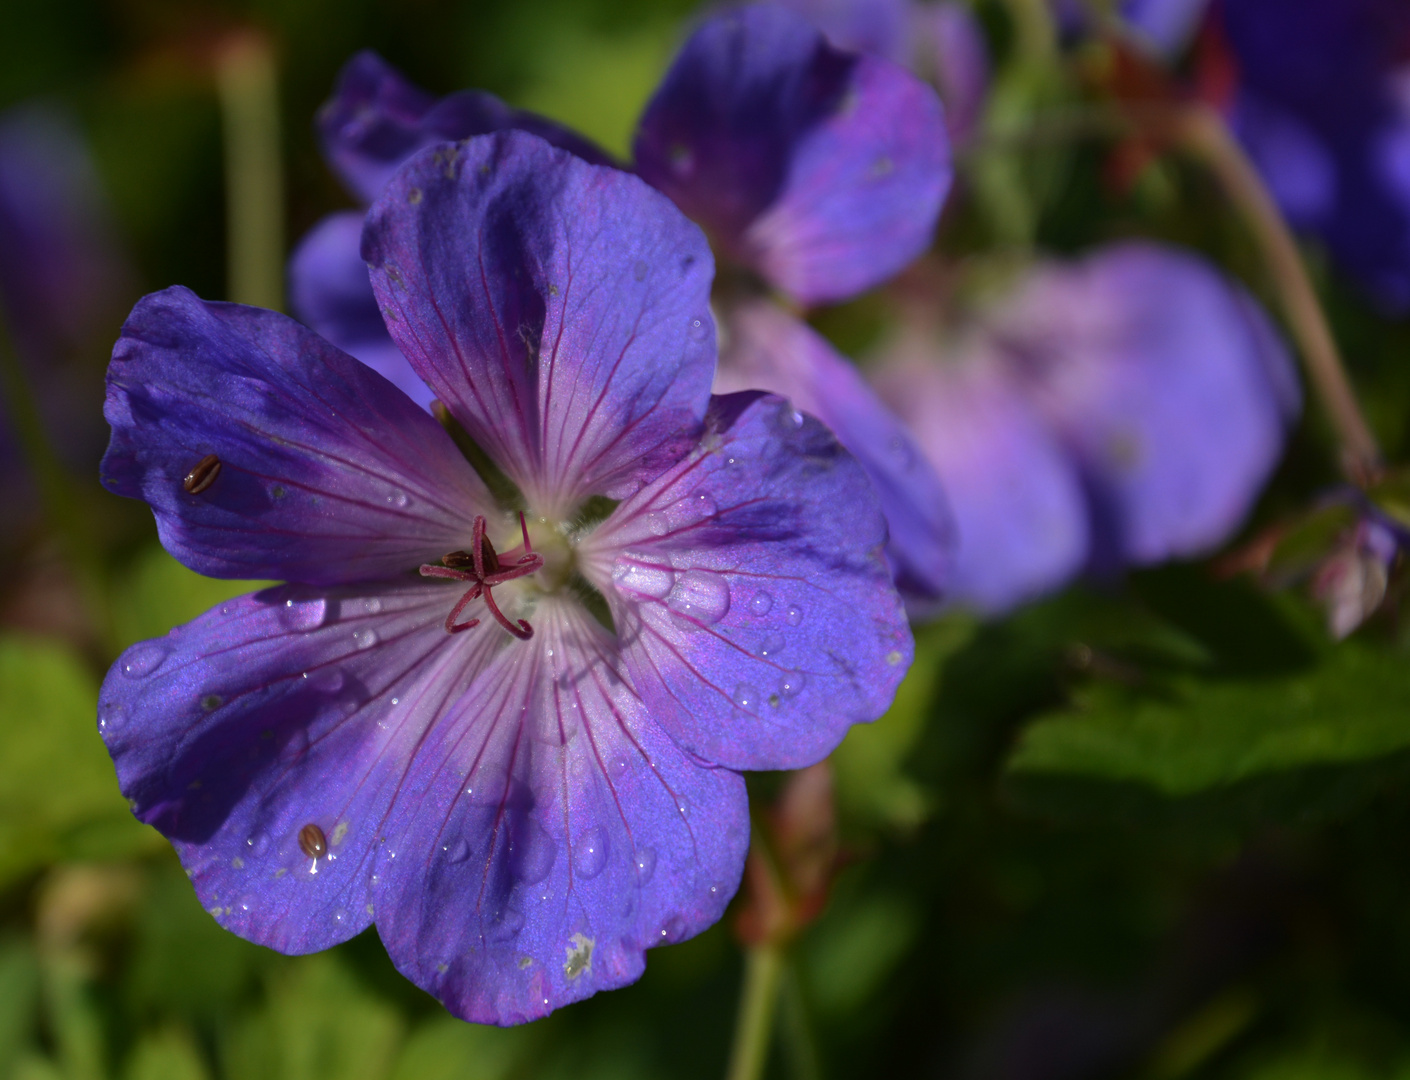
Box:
98 132 910 1024
868 243 1301 614
296 7 958 603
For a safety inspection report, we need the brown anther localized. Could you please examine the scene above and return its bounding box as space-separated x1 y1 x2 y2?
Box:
183 453 222 494
298 823 327 859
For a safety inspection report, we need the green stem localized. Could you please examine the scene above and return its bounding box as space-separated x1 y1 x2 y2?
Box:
0 312 111 645
216 32 284 310
725 943 785 1080
1174 105 1381 483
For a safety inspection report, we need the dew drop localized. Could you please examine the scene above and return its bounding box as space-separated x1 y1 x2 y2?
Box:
247 833 270 856
511 822 556 885
666 569 730 626
634 847 657 885
888 435 916 469
362 597 383 615
97 699 123 733
661 915 686 942
779 672 806 699
352 628 379 650
785 604 804 626
386 489 410 508
732 683 759 710
612 561 674 599
575 825 609 879
445 837 471 863
333 908 347 923
488 907 525 942
757 634 786 658
121 642 169 679
238 894 255 913
663 493 717 530
689 317 709 341
887 650 903 666
748 591 773 616
278 596 327 632
304 666 345 694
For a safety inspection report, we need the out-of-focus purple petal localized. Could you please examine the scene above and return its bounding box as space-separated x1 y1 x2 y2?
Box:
914 2 991 144
372 599 748 1025
580 391 911 771
287 211 433 410
634 4 951 306
1223 0 1410 310
363 132 716 518
99 579 499 955
992 243 1299 566
318 50 614 205
872 347 1090 614
777 0 910 63
102 286 492 583
716 300 951 599
1120 0 1212 55
0 105 129 361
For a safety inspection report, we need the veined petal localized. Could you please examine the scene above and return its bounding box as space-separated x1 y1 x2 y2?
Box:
634 4 951 306
102 286 493 583
579 392 912 771
363 131 717 518
716 300 952 600
287 211 434 410
98 580 506 955
992 243 1299 566
318 50 613 205
872 348 1090 615
372 598 748 1026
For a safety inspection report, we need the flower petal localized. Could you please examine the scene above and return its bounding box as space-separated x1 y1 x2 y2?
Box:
716 300 952 600
318 50 614 205
287 211 435 410
98 580 506 955
634 4 951 306
371 598 748 1025
102 286 492 583
872 348 1090 615
992 243 1299 566
580 392 912 771
362 131 717 518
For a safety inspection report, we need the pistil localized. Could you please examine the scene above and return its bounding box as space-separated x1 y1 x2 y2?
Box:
420 513 543 638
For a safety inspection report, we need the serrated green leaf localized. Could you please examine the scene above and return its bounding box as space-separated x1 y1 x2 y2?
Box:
1008 645 1410 796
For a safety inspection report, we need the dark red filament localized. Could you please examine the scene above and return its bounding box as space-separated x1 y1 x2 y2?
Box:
420 513 543 639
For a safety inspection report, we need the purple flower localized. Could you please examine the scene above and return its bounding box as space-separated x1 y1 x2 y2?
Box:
871 243 1300 613
289 51 612 408
635 3 951 305
99 132 911 1024
1220 0 1410 311
777 0 990 143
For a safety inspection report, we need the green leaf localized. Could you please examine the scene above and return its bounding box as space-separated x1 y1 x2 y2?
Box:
1008 644 1410 796
109 545 272 650
0 634 158 884
390 1017 530 1080
122 1028 211 1080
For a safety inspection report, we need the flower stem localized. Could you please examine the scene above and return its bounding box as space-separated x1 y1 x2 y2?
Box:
725 943 785 1080
215 31 284 310
1174 105 1380 484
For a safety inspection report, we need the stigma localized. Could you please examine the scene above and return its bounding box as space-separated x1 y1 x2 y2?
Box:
419 513 544 639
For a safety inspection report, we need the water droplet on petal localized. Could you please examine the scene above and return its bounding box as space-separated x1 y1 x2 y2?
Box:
612 561 674 599
353 628 379 650
98 699 123 732
663 493 717 531
785 604 804 626
575 825 609 879
732 683 758 710
511 821 556 885
779 673 806 699
279 596 327 632
757 634 786 658
445 837 470 863
666 569 730 626
362 597 383 615
488 907 525 942
304 667 345 694
122 642 169 679
689 317 709 341
635 847 657 885
748 591 773 616
646 510 670 536
248 833 270 856
386 489 410 508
